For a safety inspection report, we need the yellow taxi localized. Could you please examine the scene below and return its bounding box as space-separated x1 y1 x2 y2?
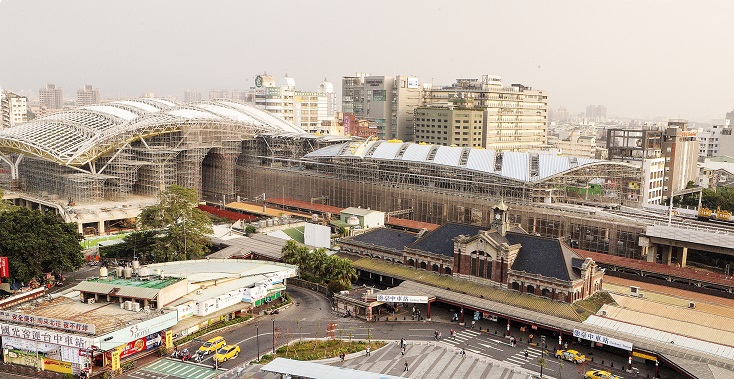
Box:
213 344 240 363
555 349 586 363
198 336 226 355
584 369 621 379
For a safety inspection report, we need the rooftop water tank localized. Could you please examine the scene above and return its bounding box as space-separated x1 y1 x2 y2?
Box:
131 260 140 270
347 215 359 226
123 267 133 279
137 267 150 277
99 267 108 278
115 266 124 277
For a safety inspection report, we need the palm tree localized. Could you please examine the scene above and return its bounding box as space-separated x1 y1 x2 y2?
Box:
328 257 357 290
310 248 329 278
281 240 300 264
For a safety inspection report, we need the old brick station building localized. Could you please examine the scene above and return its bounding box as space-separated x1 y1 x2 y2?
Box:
341 202 604 303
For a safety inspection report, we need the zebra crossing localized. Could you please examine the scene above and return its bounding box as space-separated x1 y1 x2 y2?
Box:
126 358 223 379
505 347 542 366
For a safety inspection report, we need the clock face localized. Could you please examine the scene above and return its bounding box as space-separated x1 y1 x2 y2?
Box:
495 213 501 220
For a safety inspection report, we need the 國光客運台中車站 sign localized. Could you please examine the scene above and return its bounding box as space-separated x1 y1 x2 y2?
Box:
376 295 428 304
573 329 633 351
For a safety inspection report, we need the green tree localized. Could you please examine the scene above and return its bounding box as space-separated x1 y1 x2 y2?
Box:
138 185 213 262
0 207 83 283
101 230 158 262
325 256 357 291
281 240 302 265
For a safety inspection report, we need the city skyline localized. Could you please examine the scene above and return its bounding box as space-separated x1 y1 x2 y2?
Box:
1 0 733 122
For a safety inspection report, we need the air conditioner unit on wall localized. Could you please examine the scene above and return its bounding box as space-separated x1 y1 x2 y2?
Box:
689 301 696 309
87 298 95 304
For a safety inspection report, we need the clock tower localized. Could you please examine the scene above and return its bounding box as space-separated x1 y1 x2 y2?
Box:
493 200 509 236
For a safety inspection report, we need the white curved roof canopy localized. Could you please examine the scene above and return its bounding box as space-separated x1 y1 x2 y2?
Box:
305 140 637 183
0 99 306 166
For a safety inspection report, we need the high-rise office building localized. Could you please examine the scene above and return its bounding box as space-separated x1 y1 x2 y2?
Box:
1 90 28 129
318 79 336 119
423 76 548 152
184 89 202 103
341 73 421 141
414 98 485 147
76 85 100 106
39 83 64 109
662 120 699 201
585 105 607 120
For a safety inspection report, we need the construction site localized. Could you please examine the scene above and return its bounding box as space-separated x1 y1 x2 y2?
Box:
4 98 732 266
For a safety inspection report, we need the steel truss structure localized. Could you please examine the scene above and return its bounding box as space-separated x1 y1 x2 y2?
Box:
238 139 646 258
0 99 311 203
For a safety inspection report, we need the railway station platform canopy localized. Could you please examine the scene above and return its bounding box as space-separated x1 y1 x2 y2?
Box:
303 139 641 204
0 98 347 204
0 98 305 167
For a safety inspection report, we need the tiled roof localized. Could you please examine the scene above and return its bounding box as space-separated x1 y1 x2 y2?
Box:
346 228 418 252
575 249 734 287
347 256 586 321
386 217 440 231
266 197 344 214
506 232 580 281
409 223 488 257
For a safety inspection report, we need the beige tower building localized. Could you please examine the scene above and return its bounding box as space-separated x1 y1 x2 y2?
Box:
662 120 699 201
423 76 548 152
414 98 485 147
76 85 100 106
39 83 64 109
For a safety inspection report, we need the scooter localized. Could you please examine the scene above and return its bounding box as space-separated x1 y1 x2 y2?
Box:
193 351 204 363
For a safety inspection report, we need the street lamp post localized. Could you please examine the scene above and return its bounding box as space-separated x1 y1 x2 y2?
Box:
256 323 260 362
272 318 276 354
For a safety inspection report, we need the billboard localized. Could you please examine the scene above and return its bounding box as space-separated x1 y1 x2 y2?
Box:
304 223 331 248
407 77 419 89
573 329 632 351
97 311 177 351
0 257 8 278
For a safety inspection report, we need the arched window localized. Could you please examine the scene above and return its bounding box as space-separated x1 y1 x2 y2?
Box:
408 259 415 267
432 264 439 272
444 267 452 275
511 282 520 291
541 288 552 298
526 285 535 295
420 261 427 270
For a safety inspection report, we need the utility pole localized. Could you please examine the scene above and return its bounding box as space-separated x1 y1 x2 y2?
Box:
272 318 276 354
256 323 260 362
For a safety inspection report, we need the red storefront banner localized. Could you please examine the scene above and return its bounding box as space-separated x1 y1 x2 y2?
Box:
0 257 9 278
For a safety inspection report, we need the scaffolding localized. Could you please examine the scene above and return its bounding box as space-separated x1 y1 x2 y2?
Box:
0 99 312 204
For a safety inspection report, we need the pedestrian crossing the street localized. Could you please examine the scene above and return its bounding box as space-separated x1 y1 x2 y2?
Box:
443 329 481 345
505 347 542 366
126 358 223 379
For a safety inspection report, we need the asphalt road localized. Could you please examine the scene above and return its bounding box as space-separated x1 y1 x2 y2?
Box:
119 286 673 379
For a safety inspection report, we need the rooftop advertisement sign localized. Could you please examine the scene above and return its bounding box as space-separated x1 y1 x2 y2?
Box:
97 311 177 351
0 310 95 335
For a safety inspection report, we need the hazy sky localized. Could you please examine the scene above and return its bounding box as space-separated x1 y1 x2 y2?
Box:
1 0 732 122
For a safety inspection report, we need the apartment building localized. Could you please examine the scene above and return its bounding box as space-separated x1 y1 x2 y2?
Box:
1 90 28 128
414 99 485 147
184 89 202 103
76 85 100 106
423 76 548 152
341 73 421 141
39 83 64 109
662 120 699 201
